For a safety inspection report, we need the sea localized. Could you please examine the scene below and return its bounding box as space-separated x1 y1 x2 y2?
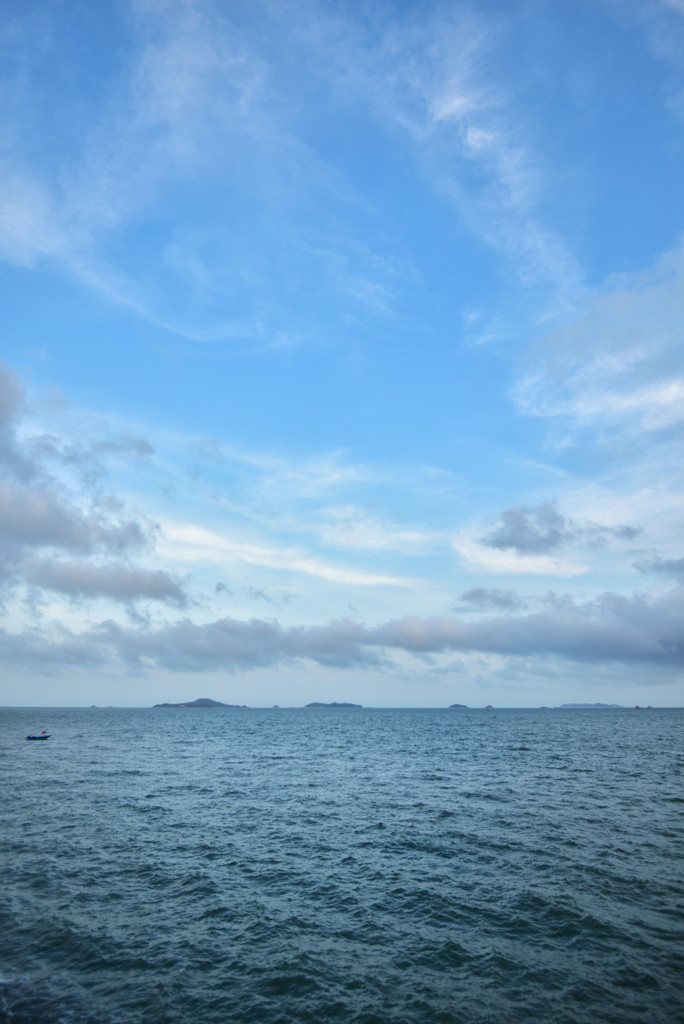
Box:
1 707 682 1024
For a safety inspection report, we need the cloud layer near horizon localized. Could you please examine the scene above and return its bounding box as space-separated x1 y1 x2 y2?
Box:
3 583 682 674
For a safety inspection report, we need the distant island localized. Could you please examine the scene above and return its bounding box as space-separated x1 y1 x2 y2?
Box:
558 703 624 709
304 702 363 708
153 698 248 708
448 703 468 708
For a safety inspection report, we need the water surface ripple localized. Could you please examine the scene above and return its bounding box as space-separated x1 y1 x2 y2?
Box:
1 707 682 1023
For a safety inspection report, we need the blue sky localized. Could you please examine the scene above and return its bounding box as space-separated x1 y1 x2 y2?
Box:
1 0 683 707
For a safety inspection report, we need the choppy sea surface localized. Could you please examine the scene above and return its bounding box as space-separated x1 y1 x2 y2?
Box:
1 707 682 1024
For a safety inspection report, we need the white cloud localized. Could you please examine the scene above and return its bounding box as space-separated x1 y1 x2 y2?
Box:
453 533 587 577
316 505 431 552
332 5 584 302
159 522 415 588
516 244 684 434
564 378 684 431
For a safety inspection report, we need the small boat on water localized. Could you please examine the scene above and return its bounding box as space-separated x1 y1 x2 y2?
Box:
27 731 50 740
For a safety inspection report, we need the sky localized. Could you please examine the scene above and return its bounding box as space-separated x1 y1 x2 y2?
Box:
1 0 684 708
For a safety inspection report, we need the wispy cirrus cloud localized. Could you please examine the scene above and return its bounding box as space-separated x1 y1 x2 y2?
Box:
0 0 414 340
453 532 587 578
323 2 584 305
0 0 589 348
315 505 431 552
159 522 414 588
516 245 684 437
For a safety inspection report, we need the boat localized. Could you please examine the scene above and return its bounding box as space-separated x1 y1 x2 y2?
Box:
26 732 50 740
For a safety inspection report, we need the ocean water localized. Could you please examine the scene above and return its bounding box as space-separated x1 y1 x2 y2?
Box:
1 707 682 1024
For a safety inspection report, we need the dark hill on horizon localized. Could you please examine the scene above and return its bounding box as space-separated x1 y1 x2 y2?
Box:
153 698 248 708
557 703 625 709
305 702 363 708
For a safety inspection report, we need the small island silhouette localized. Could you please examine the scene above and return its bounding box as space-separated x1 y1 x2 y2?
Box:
304 702 363 708
557 703 624 709
153 698 248 708
448 703 468 708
